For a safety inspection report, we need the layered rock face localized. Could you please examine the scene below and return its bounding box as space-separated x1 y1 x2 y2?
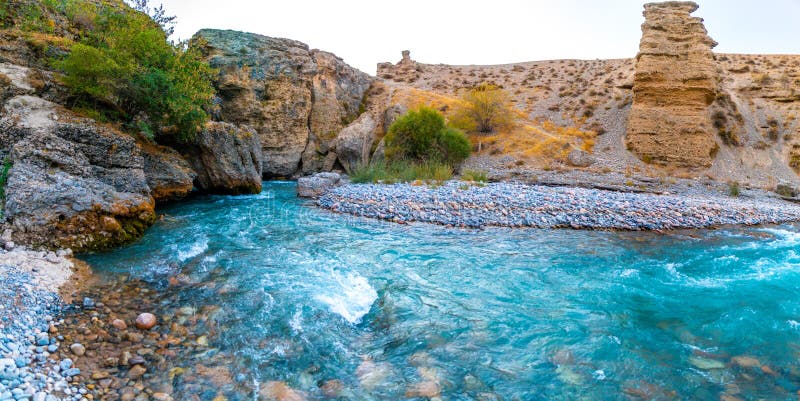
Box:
1 94 155 251
183 122 263 195
626 1 720 168
192 29 373 178
140 142 196 203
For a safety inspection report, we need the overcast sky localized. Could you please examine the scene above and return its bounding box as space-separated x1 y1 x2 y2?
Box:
159 0 800 74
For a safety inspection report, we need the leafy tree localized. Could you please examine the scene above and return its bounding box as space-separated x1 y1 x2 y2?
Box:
385 106 471 165
54 1 214 140
126 0 176 37
450 83 517 135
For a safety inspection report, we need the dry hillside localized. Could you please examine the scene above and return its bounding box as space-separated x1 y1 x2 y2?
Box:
374 3 800 191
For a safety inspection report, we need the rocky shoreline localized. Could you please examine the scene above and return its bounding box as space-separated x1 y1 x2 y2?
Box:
0 248 87 401
318 181 800 230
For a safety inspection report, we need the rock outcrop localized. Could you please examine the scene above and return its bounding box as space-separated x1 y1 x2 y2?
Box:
1 95 155 251
183 122 263 195
377 50 421 83
626 1 720 168
297 172 344 198
191 29 373 178
140 142 196 203
336 113 378 174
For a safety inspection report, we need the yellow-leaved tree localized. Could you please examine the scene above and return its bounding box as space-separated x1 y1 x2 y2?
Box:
450 83 517 151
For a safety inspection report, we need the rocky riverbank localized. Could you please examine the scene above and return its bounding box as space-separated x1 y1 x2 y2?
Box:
0 247 88 401
318 181 800 230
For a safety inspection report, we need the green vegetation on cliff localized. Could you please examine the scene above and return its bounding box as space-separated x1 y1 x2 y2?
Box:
2 0 215 141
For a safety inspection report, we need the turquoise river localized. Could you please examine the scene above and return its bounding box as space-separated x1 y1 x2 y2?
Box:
81 182 800 400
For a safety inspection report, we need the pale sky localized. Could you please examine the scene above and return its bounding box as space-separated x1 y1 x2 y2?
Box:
159 0 800 75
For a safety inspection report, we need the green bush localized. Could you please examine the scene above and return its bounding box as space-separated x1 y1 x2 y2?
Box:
439 127 471 164
384 106 471 165
52 1 215 141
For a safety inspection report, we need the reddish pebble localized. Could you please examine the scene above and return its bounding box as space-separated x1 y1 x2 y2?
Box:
135 313 157 330
111 319 127 330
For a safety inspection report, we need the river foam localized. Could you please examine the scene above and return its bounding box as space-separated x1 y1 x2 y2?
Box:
313 269 378 324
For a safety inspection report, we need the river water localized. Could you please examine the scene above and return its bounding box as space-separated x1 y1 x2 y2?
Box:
82 182 800 400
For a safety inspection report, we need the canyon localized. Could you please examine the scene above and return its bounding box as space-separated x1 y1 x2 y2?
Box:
0 0 798 250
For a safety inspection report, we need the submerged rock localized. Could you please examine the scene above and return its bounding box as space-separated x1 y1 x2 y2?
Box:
688 356 725 370
135 313 157 330
259 381 306 401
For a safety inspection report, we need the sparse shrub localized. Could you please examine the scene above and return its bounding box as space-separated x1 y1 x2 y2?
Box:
461 169 488 183
384 106 471 166
776 183 796 198
0 158 11 219
754 73 772 86
728 181 741 197
718 129 740 146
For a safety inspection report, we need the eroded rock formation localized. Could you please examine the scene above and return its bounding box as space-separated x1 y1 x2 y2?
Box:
626 1 720 168
1 95 155 251
183 122 263 195
377 50 421 83
191 29 373 178
140 142 196 203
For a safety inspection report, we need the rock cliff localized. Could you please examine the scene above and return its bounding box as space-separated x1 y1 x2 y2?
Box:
191 29 373 178
183 122 263 195
625 1 720 168
1 94 156 251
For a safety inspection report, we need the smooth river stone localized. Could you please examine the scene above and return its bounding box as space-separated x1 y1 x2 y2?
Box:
135 313 157 330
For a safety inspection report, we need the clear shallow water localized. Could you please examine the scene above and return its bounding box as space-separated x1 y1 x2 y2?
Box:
84 182 800 400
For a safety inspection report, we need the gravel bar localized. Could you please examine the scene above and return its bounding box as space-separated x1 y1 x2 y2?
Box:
318 181 800 230
0 248 87 401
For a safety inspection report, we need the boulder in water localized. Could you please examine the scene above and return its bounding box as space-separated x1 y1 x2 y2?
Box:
297 172 344 198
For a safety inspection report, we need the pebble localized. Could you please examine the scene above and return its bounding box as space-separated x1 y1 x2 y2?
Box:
319 182 800 230
134 313 156 330
110 319 127 330
127 365 146 380
69 343 85 356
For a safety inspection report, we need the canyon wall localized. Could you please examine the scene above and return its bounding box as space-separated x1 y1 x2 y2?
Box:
191 29 374 178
